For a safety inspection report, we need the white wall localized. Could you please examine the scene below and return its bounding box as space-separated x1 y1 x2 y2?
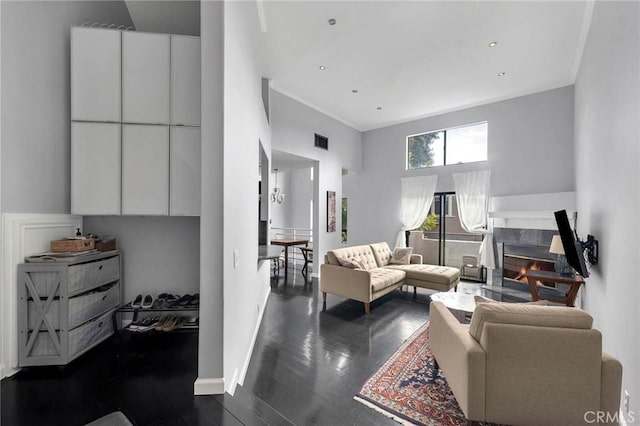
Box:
289 168 314 230
574 1 640 417
270 90 362 270
346 86 576 247
83 216 200 302
1 0 133 213
222 0 272 394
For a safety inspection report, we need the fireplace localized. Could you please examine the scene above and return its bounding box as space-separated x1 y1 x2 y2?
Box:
502 243 556 288
490 228 559 299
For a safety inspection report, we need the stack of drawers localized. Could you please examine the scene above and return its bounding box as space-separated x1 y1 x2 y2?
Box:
17 251 121 366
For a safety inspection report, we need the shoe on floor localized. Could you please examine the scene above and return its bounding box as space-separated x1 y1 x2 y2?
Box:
154 315 172 331
131 294 142 309
135 316 161 332
141 295 154 309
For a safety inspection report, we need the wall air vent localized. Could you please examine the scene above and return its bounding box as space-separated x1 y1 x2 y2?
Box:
314 133 328 150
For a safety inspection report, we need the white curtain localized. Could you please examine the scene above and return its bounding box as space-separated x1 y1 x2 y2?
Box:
395 175 438 248
452 170 495 268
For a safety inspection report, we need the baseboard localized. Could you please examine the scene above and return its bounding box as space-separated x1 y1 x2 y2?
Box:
237 290 270 387
193 377 225 395
227 369 239 396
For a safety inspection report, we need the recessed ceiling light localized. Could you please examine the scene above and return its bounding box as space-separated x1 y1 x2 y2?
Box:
498 72 506 77
376 106 383 110
352 89 358 93
328 18 336 26
319 65 326 70
488 41 498 47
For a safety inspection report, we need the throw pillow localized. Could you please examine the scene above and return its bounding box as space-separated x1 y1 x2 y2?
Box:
336 256 366 269
390 247 413 265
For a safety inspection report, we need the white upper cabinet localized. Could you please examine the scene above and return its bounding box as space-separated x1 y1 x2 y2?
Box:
71 27 121 122
71 122 121 215
171 36 201 126
122 124 169 215
122 32 171 124
170 127 201 216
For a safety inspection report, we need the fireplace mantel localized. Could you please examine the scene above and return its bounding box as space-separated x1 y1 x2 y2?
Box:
489 210 576 230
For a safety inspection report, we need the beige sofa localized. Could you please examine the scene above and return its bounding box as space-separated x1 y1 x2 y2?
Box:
321 242 460 313
429 300 623 425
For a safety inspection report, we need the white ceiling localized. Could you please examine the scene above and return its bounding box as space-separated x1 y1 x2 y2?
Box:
261 1 592 131
124 0 200 36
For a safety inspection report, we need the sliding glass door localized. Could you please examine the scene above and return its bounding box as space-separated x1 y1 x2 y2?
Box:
417 192 485 282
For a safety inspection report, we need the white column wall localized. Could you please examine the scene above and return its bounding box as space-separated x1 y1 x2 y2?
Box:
222 0 271 394
197 0 224 393
574 1 640 417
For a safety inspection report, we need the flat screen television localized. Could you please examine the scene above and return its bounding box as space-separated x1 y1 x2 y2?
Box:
554 210 589 278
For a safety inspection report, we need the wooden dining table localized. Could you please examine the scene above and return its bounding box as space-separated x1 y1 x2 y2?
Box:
270 238 309 281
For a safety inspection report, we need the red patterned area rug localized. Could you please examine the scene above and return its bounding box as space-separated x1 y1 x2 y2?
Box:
355 322 472 426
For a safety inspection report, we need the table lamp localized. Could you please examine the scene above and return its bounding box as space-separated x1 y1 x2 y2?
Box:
549 235 573 276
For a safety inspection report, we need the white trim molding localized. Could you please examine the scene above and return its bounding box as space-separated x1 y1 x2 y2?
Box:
1 214 82 379
194 377 225 395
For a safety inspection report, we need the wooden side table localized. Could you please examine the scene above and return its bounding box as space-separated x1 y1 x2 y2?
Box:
524 270 585 307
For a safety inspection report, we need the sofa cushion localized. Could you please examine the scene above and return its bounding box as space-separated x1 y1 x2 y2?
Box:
336 256 365 269
370 242 393 267
328 245 378 270
390 247 413 265
369 268 406 293
469 302 594 342
384 264 459 285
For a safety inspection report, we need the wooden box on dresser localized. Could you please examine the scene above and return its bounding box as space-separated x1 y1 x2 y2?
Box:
17 251 121 366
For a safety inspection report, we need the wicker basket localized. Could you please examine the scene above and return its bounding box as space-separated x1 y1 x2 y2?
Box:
50 238 95 253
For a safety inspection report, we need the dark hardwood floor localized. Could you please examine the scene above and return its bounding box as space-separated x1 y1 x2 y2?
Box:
1 263 486 425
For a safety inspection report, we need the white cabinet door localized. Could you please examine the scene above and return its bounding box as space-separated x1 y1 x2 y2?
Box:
71 27 121 122
122 32 170 124
170 127 201 216
171 35 201 126
71 122 121 215
122 125 169 215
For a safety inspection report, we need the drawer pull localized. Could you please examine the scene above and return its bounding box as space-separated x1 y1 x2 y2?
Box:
98 265 103 271
102 295 107 301
98 321 103 328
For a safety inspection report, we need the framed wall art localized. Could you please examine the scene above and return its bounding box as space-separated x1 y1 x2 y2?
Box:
327 191 336 232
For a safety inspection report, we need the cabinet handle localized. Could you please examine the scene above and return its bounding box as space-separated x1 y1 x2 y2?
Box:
98 321 103 327
98 265 103 271
102 295 107 301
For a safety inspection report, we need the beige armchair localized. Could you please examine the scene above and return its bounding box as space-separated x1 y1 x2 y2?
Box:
429 301 623 425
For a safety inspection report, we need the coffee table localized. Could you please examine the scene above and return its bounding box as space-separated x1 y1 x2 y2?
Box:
430 292 477 323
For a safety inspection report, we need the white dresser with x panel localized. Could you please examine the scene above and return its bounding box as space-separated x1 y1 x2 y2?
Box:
17 251 121 366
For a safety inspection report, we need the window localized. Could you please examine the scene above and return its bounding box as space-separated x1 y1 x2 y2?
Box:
407 122 487 169
430 194 454 217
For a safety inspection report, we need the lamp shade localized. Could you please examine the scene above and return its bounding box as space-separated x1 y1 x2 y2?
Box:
549 235 565 255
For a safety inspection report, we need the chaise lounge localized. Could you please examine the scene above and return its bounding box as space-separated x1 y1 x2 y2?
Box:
321 242 460 313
